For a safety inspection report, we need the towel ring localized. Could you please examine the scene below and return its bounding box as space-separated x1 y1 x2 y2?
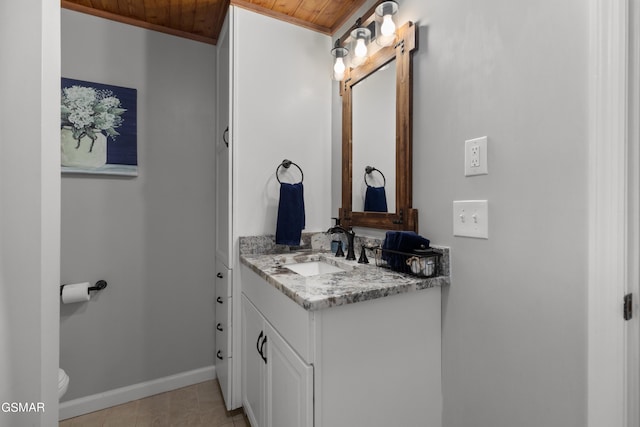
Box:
276 159 304 184
364 166 386 187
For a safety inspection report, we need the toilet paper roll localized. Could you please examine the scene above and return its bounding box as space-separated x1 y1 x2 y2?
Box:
61 282 91 304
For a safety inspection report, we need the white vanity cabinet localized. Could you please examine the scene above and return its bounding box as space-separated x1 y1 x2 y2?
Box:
241 295 313 427
240 263 443 427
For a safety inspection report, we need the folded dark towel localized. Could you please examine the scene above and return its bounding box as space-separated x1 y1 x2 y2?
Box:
382 231 430 271
275 182 305 246
397 231 430 252
364 186 388 212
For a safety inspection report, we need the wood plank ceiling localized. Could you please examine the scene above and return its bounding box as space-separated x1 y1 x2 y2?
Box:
61 0 368 45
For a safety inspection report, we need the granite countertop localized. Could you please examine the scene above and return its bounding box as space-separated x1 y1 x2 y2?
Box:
240 248 450 311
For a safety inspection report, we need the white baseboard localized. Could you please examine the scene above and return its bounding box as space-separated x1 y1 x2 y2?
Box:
59 365 216 421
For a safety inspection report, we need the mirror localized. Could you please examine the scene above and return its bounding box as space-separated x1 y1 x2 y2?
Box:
352 60 396 213
339 21 418 232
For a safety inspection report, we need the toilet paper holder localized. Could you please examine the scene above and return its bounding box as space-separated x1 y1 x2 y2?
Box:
60 280 108 296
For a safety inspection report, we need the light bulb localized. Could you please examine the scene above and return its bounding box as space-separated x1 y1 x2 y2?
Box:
350 27 371 66
333 57 346 80
354 38 368 58
375 2 398 47
380 14 396 36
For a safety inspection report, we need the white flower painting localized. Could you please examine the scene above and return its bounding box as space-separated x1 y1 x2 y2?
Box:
61 78 137 176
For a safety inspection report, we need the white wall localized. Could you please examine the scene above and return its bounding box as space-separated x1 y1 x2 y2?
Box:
60 10 216 402
333 1 588 426
0 1 61 426
233 8 332 237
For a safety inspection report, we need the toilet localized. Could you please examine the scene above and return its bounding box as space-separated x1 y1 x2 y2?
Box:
58 368 69 399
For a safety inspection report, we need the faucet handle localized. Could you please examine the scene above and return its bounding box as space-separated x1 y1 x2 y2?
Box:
357 245 369 264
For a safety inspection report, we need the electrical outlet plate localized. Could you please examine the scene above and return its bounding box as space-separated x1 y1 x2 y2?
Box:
465 136 488 176
453 200 489 239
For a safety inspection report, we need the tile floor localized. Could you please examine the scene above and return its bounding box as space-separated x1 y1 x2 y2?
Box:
59 380 249 427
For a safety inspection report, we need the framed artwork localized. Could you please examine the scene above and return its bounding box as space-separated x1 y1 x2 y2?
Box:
61 78 138 176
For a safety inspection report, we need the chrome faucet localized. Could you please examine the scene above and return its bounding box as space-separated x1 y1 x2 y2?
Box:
326 224 356 261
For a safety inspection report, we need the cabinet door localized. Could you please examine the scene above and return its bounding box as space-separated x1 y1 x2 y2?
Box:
264 322 313 427
215 7 232 267
242 295 266 427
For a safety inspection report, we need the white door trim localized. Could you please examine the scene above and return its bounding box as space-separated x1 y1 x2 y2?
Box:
588 0 629 426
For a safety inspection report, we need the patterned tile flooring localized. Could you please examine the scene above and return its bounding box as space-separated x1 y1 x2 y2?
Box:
59 380 249 427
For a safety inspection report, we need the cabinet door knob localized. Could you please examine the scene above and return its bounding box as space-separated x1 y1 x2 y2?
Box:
217 350 223 360
216 296 224 304
216 323 223 332
217 272 224 278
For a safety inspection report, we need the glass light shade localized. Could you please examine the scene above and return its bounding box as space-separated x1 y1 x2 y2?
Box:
350 27 371 67
375 1 399 47
331 47 349 81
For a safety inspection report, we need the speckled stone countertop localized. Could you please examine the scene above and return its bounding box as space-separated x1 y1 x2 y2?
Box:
239 234 450 311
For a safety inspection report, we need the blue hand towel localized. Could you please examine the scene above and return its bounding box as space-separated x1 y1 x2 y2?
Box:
275 182 305 246
364 186 388 212
382 231 430 271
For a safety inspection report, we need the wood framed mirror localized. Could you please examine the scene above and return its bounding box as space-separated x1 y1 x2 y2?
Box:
339 19 418 232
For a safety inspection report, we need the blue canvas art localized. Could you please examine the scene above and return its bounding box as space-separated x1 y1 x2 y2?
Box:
61 78 138 176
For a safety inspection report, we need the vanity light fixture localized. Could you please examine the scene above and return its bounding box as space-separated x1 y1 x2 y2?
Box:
350 26 372 67
331 45 349 81
375 1 399 47
330 0 400 81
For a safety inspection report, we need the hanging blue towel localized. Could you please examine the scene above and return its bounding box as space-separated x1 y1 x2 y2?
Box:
275 182 305 246
364 186 388 212
382 231 430 271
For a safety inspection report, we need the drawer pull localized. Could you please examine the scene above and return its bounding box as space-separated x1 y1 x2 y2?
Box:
217 272 224 278
217 350 223 360
256 331 267 363
256 331 264 357
259 335 268 364
216 323 224 332
217 296 224 304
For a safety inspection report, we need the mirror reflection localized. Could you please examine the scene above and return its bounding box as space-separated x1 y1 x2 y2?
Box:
351 60 396 213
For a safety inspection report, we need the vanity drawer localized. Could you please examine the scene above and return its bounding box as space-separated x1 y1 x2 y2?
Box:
215 303 230 345
241 265 314 363
215 260 232 298
216 324 232 359
216 320 232 410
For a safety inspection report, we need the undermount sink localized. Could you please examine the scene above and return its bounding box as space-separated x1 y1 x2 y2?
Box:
285 261 346 277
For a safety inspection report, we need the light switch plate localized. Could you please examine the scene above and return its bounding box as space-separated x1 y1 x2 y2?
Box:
465 136 488 176
453 200 489 239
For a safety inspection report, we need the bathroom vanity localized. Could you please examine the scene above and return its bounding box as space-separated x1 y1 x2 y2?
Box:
239 238 448 427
